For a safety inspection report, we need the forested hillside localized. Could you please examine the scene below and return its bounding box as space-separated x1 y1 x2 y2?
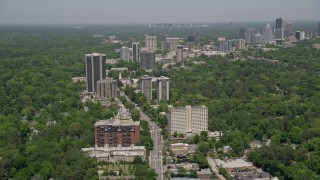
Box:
0 26 119 179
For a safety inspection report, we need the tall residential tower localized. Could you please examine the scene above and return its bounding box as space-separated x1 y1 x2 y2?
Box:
140 50 155 70
140 75 152 100
157 76 169 102
85 53 106 93
132 42 140 62
145 35 157 50
120 46 130 61
167 105 208 135
96 78 117 101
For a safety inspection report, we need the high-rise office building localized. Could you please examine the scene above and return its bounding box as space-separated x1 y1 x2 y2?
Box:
263 23 275 44
140 50 155 70
245 28 256 43
276 18 283 29
167 105 208 135
237 39 246 50
120 46 130 61
162 37 180 51
157 76 169 102
145 35 157 50
95 105 140 148
239 28 246 39
318 22 320 36
132 42 140 62
295 31 302 40
176 45 184 62
300 31 305 40
275 18 284 40
85 53 106 93
275 29 284 40
194 32 200 42
140 75 152 100
96 78 117 101
284 22 293 38
254 34 263 45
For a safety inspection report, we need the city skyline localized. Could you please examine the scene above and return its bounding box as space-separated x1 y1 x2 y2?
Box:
0 0 319 24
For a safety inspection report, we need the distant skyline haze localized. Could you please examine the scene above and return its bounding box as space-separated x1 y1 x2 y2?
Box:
0 0 319 24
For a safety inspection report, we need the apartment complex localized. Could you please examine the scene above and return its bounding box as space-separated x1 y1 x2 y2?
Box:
120 46 130 61
218 39 233 53
96 78 117 101
94 106 140 148
176 45 184 62
157 76 170 101
167 105 208 135
237 39 246 50
140 50 155 70
140 75 152 100
82 146 146 163
162 37 180 51
85 53 106 93
145 35 157 50
132 42 140 62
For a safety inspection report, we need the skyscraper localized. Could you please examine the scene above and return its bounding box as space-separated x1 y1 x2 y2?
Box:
318 22 320 36
284 22 293 38
162 37 180 51
140 50 155 70
167 105 208 135
245 28 256 43
85 53 106 93
275 18 284 40
176 45 184 62
132 42 140 62
120 46 130 61
295 31 301 40
218 39 233 53
96 78 117 101
157 76 169 102
253 34 263 45
145 35 157 50
239 28 246 39
237 39 246 50
140 75 152 100
275 18 283 29
263 23 275 44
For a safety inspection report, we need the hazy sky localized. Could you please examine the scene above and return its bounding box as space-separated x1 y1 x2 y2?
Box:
0 0 319 24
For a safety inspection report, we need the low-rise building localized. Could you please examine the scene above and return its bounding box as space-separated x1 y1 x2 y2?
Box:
197 168 212 180
170 143 191 155
214 159 255 173
110 67 129 72
208 131 223 140
82 146 146 163
313 43 320 49
72 77 86 82
234 171 276 180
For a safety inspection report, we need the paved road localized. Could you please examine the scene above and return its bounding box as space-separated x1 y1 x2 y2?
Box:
207 157 226 180
120 91 163 180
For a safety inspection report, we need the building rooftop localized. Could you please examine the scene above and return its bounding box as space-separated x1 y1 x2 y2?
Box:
197 168 212 175
82 146 146 152
214 159 254 169
95 105 140 126
140 75 152 80
86 53 106 56
157 76 170 80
